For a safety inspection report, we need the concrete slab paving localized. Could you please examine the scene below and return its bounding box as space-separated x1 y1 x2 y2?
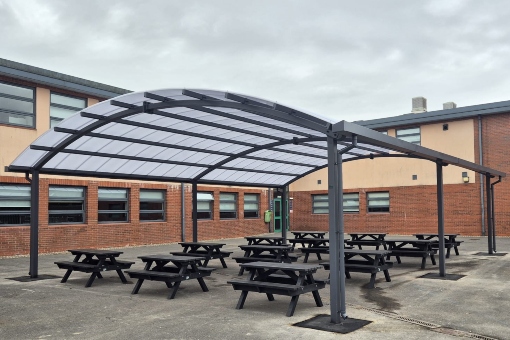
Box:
0 235 508 340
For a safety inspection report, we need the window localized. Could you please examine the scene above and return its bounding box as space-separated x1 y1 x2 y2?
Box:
313 193 360 214
49 186 85 224
343 193 359 213
140 190 165 221
244 193 260 218
380 131 388 135
220 193 237 219
312 194 329 214
0 81 35 128
367 192 390 213
0 185 31 225
50 92 86 128
197 192 213 219
396 127 420 145
98 188 128 222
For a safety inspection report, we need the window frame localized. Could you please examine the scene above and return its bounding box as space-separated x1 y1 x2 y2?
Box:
0 81 35 128
367 191 390 213
97 188 129 223
220 192 238 220
343 193 360 213
0 184 31 226
243 193 260 219
197 192 214 220
48 186 86 225
312 194 329 214
139 189 165 222
49 91 86 128
396 127 421 145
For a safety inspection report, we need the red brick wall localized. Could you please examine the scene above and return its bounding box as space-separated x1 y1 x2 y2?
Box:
290 184 482 236
0 176 268 256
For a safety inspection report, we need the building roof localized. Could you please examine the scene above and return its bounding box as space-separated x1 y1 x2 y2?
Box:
355 99 510 130
0 58 130 99
8 89 505 186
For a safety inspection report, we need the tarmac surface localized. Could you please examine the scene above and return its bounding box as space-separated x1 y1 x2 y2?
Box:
0 235 509 340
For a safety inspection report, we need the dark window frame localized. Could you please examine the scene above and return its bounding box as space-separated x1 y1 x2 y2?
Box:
50 91 86 128
197 191 214 220
0 184 31 226
243 193 260 219
139 189 165 222
98 188 129 223
312 194 329 214
367 191 390 213
220 192 238 220
48 186 86 225
0 81 35 128
343 193 360 213
396 127 421 145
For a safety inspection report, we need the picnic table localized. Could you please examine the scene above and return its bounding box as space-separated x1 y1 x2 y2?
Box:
289 238 329 261
125 254 214 299
54 249 134 287
227 261 327 317
234 244 297 275
385 239 437 269
413 233 462 258
345 232 387 250
245 236 284 245
290 231 327 239
321 249 392 288
170 242 232 268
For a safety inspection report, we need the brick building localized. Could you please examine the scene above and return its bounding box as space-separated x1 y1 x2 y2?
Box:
1 58 508 257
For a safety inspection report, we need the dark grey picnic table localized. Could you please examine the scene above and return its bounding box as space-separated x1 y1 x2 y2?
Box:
413 233 462 258
171 241 231 268
385 239 437 269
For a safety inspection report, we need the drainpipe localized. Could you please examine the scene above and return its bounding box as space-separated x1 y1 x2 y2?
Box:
181 183 185 242
490 176 502 252
478 115 485 235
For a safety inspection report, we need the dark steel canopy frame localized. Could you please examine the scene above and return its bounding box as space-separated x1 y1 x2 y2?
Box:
8 88 505 324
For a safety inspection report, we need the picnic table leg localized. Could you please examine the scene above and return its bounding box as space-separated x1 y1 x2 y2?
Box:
168 281 181 299
266 293 274 301
303 253 309 263
430 253 436 265
286 295 300 317
454 245 460 256
368 273 377 289
197 277 209 292
396 256 401 264
312 290 323 307
420 256 426 269
383 269 391 282
316 253 322 261
219 257 228 268
236 291 249 309
238 267 245 276
202 259 210 267
345 270 351 279
446 246 451 259
132 279 145 294
85 272 98 288
61 269 73 283
97 272 103 279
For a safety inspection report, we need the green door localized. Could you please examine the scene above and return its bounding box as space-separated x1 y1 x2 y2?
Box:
273 198 289 233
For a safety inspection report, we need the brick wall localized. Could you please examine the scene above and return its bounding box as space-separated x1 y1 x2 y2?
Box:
0 176 268 256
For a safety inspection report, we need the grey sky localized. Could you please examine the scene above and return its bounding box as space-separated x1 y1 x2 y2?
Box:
1 0 510 121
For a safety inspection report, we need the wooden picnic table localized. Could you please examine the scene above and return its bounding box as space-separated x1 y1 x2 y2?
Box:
413 234 462 258
227 261 327 317
54 249 134 287
322 249 393 288
346 232 387 250
385 239 437 269
234 244 297 275
245 236 284 245
125 254 214 299
170 242 232 268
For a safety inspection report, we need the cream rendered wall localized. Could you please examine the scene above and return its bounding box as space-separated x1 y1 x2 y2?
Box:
290 119 476 191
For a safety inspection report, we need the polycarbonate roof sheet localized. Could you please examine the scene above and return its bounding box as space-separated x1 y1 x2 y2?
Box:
10 89 400 186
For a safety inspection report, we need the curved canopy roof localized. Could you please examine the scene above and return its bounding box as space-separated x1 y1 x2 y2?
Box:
9 89 505 186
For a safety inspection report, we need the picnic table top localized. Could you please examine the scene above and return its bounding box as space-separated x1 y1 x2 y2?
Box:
68 249 123 256
245 236 284 240
349 232 387 236
240 261 322 271
239 244 292 250
385 238 434 244
290 231 327 235
413 233 459 237
344 249 391 256
289 237 329 242
138 254 206 262
179 242 226 247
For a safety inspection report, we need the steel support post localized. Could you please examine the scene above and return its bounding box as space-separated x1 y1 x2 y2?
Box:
327 136 346 323
490 176 501 252
486 175 493 254
192 181 198 242
29 170 39 278
181 183 186 242
436 162 446 277
281 186 288 243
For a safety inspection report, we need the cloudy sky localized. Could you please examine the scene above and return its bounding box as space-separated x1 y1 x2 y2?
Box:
1 0 509 121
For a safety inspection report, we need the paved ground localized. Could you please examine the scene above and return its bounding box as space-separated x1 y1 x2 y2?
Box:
0 235 509 340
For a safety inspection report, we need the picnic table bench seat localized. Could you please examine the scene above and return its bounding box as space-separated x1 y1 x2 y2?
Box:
299 247 329 262
55 260 134 272
233 255 299 264
345 240 387 250
387 248 437 268
227 279 326 296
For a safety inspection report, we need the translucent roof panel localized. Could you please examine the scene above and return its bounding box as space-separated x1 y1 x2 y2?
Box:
13 88 499 187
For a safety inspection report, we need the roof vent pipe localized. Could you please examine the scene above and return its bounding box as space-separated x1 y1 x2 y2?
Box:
412 97 427 113
443 102 457 110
